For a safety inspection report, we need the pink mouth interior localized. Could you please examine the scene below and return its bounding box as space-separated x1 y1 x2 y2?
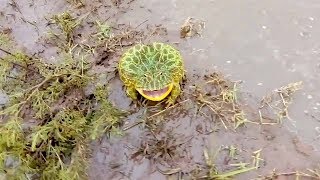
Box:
142 86 169 98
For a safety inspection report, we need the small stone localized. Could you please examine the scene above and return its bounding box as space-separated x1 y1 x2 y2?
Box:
304 110 309 114
262 25 267 29
309 17 314 21
226 60 231 64
307 95 313 99
313 107 318 110
316 102 320 106
257 82 263 86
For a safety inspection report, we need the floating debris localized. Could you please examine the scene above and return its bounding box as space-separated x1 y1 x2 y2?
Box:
260 81 303 123
180 17 205 38
192 73 248 129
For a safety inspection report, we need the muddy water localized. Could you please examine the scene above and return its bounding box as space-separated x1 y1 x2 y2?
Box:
1 0 320 179
122 0 320 147
100 0 320 178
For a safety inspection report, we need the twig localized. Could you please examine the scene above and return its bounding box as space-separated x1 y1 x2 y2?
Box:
122 120 144 131
0 47 14 56
157 166 181 175
134 19 148 29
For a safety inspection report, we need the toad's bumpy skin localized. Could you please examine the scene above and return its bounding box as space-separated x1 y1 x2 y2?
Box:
118 42 184 106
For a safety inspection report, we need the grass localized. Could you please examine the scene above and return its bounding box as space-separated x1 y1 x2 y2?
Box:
0 33 11 48
92 21 112 41
191 73 303 129
0 3 315 180
0 12 127 179
187 146 262 179
65 0 85 8
47 11 89 50
256 167 320 180
92 23 145 54
0 8 157 179
193 72 248 130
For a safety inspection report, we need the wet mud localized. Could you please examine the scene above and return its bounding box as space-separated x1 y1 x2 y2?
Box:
1 0 320 179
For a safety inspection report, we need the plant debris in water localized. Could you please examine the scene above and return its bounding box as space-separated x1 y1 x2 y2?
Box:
131 130 191 164
93 23 145 54
180 17 205 38
259 81 303 123
192 73 248 129
256 166 320 180
65 0 85 8
0 12 127 179
188 146 262 179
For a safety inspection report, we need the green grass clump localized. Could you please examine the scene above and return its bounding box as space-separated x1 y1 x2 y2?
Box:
0 13 127 179
0 50 126 179
0 33 12 48
93 21 112 41
47 11 89 50
50 12 80 43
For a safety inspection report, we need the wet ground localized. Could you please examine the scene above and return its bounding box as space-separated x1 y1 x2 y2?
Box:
1 0 320 179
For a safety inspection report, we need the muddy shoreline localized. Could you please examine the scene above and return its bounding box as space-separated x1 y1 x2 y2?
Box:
0 0 319 179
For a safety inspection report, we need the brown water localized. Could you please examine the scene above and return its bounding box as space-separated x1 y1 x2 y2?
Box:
1 0 320 179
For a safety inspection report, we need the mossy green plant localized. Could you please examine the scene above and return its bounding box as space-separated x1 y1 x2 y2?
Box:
47 11 89 50
93 20 112 41
0 13 127 180
0 33 12 48
0 48 126 179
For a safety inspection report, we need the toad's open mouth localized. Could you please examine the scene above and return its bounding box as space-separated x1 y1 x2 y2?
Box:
136 84 173 101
